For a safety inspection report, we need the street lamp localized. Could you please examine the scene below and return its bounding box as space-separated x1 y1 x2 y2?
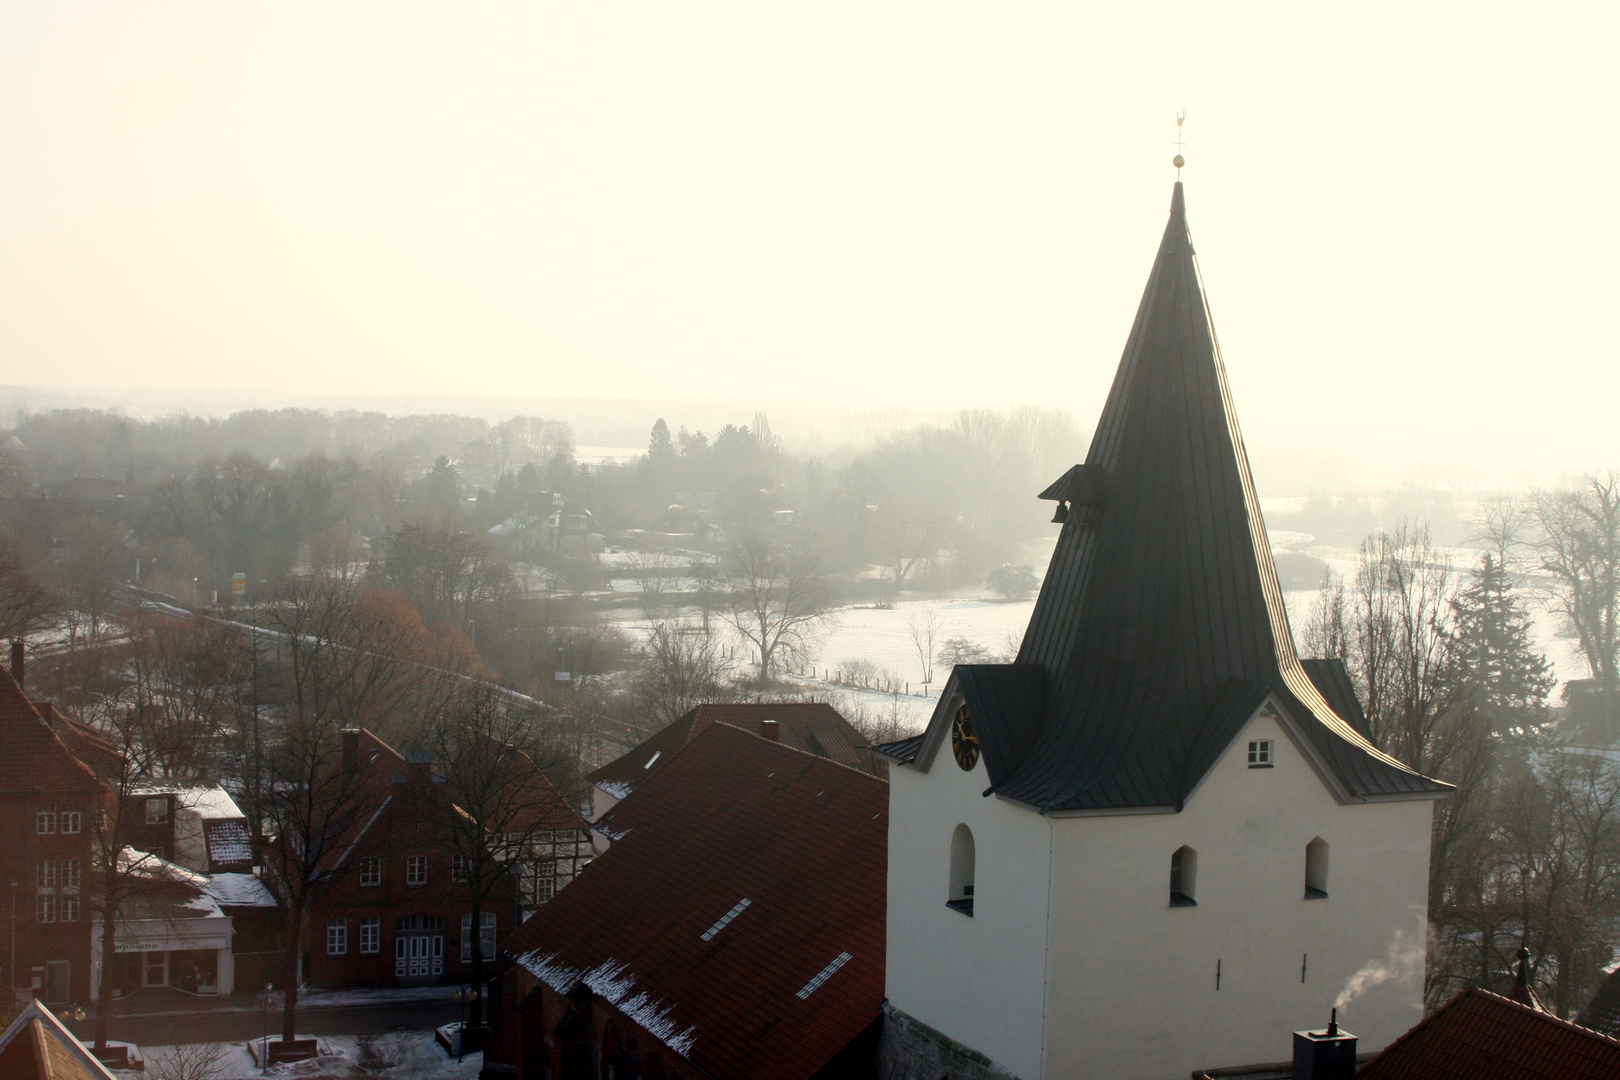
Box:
9 881 17 1012
452 989 466 1062
257 983 274 1073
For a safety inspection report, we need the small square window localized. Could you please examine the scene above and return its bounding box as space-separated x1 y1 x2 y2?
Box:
1247 740 1273 768
327 918 348 956
358 857 381 887
60 810 81 835
406 855 427 886
146 798 169 824
359 916 380 955
36 808 56 835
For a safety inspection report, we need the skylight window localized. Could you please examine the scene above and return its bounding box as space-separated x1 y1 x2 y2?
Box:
700 898 752 941
797 952 853 999
644 751 662 770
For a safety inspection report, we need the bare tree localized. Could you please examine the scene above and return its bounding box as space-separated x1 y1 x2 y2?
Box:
0 533 57 640
634 620 735 724
411 687 577 1032
905 610 943 685
1532 474 1620 741
624 547 677 619
82 614 219 1049
720 534 835 686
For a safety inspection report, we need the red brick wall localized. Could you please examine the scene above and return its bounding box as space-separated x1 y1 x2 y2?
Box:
0 792 98 1006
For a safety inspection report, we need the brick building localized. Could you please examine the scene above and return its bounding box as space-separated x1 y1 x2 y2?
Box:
0 665 107 1010
487 722 886 1080
300 729 590 989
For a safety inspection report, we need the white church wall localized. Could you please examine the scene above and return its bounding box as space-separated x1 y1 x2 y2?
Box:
886 745 1053 1080
1042 705 1432 1080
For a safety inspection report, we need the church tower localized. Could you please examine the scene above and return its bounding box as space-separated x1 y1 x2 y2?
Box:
875 182 1449 1080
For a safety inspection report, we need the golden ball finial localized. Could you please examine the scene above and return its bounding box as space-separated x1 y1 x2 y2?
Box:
1173 154 1185 169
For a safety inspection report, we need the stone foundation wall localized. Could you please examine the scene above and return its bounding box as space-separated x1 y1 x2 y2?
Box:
879 1002 1023 1080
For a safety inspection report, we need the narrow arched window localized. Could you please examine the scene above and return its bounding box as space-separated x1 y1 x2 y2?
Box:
947 824 975 916
1170 846 1197 907
1305 838 1329 899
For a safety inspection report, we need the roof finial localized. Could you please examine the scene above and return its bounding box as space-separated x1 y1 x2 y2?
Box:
1173 109 1187 175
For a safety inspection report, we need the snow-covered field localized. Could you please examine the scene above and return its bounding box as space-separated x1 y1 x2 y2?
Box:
125 1032 480 1080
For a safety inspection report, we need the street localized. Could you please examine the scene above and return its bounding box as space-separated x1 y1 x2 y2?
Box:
69 999 461 1048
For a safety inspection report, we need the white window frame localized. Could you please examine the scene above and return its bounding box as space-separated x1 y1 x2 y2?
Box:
406 855 427 886
1247 740 1273 768
327 918 348 956
62 860 80 891
359 916 380 955
36 807 55 835
36 893 55 924
37 860 57 890
451 854 468 883
359 857 381 887
59 809 81 835
460 913 496 961
145 797 169 824
59 894 80 923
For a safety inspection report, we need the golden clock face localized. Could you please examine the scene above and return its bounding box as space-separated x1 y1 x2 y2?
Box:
951 705 979 771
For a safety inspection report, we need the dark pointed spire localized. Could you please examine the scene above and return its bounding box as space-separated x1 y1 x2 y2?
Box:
986 182 1448 811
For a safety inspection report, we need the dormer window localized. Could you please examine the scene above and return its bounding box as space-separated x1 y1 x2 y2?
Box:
1247 740 1273 768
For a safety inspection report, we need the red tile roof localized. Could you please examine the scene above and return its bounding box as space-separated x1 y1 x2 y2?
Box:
587 702 877 801
499 744 591 834
509 722 887 1080
1358 987 1620 1080
0 671 105 794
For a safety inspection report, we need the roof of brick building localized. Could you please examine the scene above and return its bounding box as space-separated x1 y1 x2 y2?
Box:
0 1002 119 1080
511 722 887 1080
1358 987 1620 1080
0 671 105 794
587 702 877 801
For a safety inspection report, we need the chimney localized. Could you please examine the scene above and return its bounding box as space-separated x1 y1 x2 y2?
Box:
9 639 22 688
342 729 362 774
1292 1009 1356 1080
760 719 780 742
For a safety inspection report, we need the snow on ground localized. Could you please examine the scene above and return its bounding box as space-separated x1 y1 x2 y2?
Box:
125 1032 481 1080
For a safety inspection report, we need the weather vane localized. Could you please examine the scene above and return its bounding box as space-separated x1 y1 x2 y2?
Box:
1173 109 1187 175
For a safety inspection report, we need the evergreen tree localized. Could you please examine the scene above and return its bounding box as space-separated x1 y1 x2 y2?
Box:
1449 552 1555 743
648 417 674 462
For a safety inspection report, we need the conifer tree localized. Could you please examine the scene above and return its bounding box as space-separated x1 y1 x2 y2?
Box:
1449 552 1555 744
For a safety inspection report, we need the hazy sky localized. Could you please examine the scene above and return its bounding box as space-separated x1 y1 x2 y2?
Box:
1 2 1614 477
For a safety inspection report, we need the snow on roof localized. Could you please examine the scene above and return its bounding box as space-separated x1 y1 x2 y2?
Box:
133 784 245 820
204 872 277 908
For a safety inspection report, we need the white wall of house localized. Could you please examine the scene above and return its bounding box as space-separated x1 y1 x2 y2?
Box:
1041 704 1432 1080
885 736 1053 1080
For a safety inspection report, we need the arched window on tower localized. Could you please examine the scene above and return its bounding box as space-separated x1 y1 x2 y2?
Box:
1170 846 1198 907
947 824 975 916
1305 838 1329 899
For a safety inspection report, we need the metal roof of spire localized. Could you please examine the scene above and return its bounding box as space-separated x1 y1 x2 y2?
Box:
884 182 1449 812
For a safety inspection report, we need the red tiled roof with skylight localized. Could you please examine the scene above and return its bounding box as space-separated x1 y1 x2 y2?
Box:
1357 986 1620 1080
508 722 887 1080
587 702 877 802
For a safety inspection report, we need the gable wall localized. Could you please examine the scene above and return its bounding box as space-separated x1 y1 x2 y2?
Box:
885 743 1052 1079
1043 707 1432 1079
